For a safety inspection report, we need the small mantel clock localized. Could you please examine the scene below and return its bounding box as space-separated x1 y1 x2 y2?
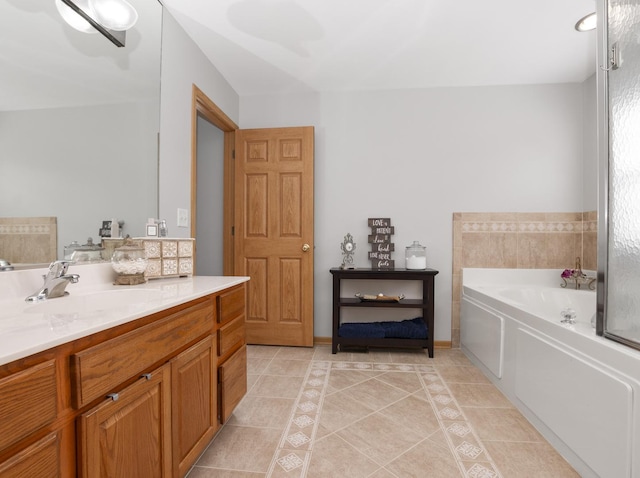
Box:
340 233 356 269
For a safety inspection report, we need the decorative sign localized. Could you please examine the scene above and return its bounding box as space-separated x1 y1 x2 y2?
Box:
370 243 394 253
367 218 394 269
368 234 392 243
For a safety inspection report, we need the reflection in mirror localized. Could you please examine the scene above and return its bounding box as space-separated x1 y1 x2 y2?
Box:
0 0 162 265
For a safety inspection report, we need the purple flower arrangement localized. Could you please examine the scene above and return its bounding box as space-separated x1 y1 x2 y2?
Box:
561 269 575 278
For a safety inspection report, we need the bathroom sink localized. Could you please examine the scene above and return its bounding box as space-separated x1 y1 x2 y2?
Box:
24 289 163 315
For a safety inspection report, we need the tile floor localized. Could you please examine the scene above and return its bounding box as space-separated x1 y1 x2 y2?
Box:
187 346 579 477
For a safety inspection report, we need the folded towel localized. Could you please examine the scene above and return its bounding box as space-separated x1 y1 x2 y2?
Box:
338 317 427 339
380 317 428 339
338 322 385 338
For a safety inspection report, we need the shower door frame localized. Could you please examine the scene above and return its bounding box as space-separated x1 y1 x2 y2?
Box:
597 0 640 351
596 0 608 339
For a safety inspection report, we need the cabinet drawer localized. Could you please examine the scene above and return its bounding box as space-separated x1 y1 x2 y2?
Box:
71 298 213 408
0 431 60 478
0 360 57 452
219 345 247 424
217 285 245 325
218 315 245 357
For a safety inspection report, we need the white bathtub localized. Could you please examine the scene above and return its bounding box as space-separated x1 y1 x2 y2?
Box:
473 284 596 326
461 268 640 478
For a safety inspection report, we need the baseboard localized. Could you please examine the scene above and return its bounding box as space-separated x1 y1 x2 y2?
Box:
314 337 452 349
434 340 452 349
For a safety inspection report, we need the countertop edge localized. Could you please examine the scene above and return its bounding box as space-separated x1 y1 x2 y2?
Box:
0 275 249 367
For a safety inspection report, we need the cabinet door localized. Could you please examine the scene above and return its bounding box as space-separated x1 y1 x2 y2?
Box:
0 432 59 478
171 336 218 478
219 344 247 423
78 364 172 478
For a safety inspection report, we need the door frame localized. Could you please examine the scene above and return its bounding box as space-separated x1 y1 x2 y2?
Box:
190 85 238 275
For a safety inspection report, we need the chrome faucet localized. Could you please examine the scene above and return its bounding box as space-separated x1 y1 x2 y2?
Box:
25 261 80 302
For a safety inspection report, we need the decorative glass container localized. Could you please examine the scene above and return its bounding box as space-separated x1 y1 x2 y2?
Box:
64 241 81 260
405 241 427 270
69 237 104 262
111 238 148 285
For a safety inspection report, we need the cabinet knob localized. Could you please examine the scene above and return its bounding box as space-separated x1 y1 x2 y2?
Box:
106 393 119 401
302 243 311 252
140 373 152 381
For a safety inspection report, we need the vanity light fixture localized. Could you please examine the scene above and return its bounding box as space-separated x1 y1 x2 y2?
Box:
575 12 596 32
90 0 138 31
55 0 138 47
55 0 98 34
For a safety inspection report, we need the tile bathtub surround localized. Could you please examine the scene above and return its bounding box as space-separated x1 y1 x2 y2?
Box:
451 212 597 348
0 216 57 264
188 345 578 478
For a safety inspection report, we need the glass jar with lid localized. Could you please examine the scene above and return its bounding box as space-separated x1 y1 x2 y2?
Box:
112 237 148 285
405 241 427 270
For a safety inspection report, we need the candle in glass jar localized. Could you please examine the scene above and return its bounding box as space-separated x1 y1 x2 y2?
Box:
406 254 427 270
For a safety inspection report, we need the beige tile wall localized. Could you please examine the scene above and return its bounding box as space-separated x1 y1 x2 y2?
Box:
451 212 597 348
0 217 57 264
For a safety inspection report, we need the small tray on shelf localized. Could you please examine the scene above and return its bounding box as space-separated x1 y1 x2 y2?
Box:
355 293 405 303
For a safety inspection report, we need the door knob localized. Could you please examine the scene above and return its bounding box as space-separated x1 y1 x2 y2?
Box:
302 243 311 252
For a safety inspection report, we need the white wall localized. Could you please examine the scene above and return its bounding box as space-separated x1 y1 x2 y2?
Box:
158 12 590 342
0 101 158 258
158 12 239 236
582 74 598 211
240 84 585 340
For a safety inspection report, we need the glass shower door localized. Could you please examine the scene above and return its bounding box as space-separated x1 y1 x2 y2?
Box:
603 0 640 350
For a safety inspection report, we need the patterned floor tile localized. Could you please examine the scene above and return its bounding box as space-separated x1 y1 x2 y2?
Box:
190 346 577 478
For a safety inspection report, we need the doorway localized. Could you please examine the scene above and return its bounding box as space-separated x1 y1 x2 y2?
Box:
191 86 315 346
190 85 237 276
195 117 224 276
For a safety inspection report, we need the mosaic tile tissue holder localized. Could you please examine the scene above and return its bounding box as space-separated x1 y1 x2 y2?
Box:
134 238 195 279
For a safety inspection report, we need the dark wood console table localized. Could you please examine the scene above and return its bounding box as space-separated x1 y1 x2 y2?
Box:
330 268 438 357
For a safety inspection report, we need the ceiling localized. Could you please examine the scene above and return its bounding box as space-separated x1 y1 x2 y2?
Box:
0 0 161 111
161 0 598 96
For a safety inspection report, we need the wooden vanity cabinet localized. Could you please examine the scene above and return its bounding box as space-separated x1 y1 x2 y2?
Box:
171 336 218 478
219 344 247 423
78 363 172 478
0 360 60 478
216 285 247 424
0 432 60 478
0 360 57 452
0 281 248 478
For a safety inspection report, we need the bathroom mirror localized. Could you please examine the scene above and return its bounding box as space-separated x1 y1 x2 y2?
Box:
0 0 162 264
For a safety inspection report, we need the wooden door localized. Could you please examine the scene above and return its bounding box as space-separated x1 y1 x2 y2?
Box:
78 364 172 478
234 126 314 346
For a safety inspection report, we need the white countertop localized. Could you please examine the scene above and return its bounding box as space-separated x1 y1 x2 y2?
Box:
0 262 249 366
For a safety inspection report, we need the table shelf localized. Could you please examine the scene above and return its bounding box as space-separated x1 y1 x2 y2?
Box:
338 298 425 308
330 268 438 357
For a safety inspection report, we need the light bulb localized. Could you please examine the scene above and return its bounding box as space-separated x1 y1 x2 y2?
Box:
575 12 596 32
55 0 98 34
89 0 138 31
